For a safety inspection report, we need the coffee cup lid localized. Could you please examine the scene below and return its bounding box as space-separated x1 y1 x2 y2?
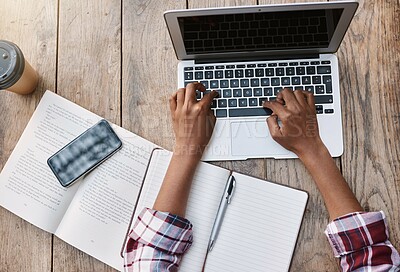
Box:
0 40 25 89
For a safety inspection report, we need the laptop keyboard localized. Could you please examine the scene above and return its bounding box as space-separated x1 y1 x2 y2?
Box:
184 60 334 118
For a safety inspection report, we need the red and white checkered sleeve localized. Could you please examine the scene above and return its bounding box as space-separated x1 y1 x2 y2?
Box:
123 207 193 272
325 211 400 271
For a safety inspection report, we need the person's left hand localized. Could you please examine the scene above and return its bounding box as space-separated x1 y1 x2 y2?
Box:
169 82 218 160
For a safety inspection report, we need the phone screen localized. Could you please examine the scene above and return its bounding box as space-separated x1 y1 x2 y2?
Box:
47 119 122 187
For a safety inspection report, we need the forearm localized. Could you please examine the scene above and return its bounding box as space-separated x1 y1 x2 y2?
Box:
298 140 363 220
152 152 199 217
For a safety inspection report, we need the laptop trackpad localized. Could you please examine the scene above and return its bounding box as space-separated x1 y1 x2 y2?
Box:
230 121 289 157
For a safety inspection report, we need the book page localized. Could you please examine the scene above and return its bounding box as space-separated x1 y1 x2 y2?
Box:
0 91 101 233
133 150 230 272
205 172 308 272
55 126 156 271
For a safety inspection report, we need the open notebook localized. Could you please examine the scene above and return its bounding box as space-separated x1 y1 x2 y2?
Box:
129 149 309 272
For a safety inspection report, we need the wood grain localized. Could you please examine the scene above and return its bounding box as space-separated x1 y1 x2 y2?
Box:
0 0 57 271
122 0 186 151
338 0 400 251
53 0 121 271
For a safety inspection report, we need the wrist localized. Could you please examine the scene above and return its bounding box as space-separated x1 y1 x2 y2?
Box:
296 138 329 162
173 144 204 161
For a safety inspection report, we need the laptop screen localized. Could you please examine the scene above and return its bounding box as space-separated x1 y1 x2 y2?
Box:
178 9 344 55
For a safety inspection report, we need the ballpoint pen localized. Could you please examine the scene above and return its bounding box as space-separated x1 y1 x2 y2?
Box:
207 175 236 252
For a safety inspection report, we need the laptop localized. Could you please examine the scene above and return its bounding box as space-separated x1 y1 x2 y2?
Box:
164 1 358 161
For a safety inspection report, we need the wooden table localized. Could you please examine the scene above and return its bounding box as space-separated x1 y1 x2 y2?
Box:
1 0 399 271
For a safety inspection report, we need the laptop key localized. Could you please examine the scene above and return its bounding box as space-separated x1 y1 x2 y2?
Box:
315 85 325 94
185 72 193 80
220 80 229 88
296 67 306 75
239 98 248 107
254 88 262 96
292 77 301 85
228 99 237 107
249 98 258 106
306 66 316 75
314 95 333 104
195 71 203 80
235 69 244 78
211 100 217 108
255 68 264 77
286 67 295 75
205 71 213 79
233 89 242 97
243 88 252 97
184 67 193 71
218 99 227 108
259 98 268 106
321 60 331 64
216 109 227 117
274 87 283 95
264 87 273 96
210 80 219 88
225 70 234 78
229 107 272 117
295 86 304 90
282 77 290 85
230 79 239 88
266 68 274 76
271 78 280 86
200 80 208 89
276 68 285 76
324 109 334 114
245 69 254 77
215 70 224 79
251 78 260 87
223 89 232 98
305 86 314 93
317 66 332 74
312 76 322 84
261 78 270 86
240 79 250 87
302 76 311 85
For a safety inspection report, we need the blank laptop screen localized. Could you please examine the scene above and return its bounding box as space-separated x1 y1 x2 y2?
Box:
178 9 344 54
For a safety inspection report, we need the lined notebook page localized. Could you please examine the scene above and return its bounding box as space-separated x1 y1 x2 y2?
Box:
205 172 308 272
133 149 230 272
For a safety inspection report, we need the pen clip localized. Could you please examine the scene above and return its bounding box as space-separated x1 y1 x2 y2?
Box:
226 176 236 204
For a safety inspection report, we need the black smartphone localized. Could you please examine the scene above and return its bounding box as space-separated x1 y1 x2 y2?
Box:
47 119 122 187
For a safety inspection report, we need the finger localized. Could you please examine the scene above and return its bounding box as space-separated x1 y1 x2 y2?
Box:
263 100 286 116
303 90 316 111
279 88 298 107
198 90 218 108
176 88 185 109
266 114 283 139
184 82 199 105
293 90 308 108
169 92 177 113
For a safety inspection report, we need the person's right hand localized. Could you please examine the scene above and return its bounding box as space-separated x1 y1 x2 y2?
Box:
263 88 325 157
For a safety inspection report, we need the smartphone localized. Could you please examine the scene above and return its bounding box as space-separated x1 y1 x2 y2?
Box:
47 119 122 187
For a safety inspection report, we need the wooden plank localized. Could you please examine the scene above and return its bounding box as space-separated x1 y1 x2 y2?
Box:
257 0 339 271
122 0 186 151
0 0 57 271
338 0 400 251
53 0 121 271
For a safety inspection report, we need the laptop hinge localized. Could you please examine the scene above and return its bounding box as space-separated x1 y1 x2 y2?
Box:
194 54 320 64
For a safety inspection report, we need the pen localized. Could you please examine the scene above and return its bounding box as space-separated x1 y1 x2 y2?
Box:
207 175 236 252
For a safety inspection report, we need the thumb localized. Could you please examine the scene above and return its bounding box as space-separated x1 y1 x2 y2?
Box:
266 114 282 139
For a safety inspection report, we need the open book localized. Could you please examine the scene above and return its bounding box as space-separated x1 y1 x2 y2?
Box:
131 149 309 272
0 91 156 270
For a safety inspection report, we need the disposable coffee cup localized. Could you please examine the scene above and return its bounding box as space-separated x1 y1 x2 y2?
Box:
0 40 38 94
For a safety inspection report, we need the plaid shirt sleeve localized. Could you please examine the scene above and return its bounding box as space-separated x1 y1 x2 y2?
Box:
123 207 193 272
325 211 400 271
